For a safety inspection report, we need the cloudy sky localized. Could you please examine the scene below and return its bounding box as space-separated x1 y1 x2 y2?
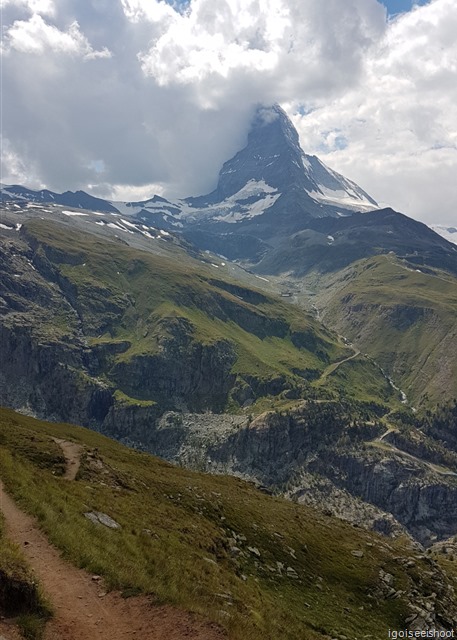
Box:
1 0 456 225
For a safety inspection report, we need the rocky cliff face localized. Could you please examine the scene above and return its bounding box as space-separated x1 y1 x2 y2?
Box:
148 404 457 547
311 450 457 543
110 329 237 413
0 234 107 425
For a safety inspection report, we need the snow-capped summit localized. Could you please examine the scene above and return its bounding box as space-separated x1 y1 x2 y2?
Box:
1 105 378 233
186 104 377 219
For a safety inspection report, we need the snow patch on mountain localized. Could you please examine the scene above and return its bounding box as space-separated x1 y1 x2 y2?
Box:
111 199 178 216
308 184 378 212
181 180 280 224
431 225 457 245
304 157 378 212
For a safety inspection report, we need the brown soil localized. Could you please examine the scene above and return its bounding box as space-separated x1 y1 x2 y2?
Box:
0 481 227 640
51 438 83 481
0 619 23 639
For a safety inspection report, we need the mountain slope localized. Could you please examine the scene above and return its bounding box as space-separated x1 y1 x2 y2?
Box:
0 472 222 640
255 208 457 276
2 214 395 441
2 406 457 639
313 254 457 406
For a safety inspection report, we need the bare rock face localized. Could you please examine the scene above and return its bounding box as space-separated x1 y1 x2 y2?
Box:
313 452 457 544
147 404 457 547
0 237 112 426
110 320 237 413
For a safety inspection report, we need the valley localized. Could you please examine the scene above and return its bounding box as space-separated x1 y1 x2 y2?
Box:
1 103 457 638
2 199 457 549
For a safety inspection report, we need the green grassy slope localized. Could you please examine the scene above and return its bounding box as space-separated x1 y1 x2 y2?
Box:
24 218 341 370
314 355 404 408
318 254 457 407
1 407 454 640
0 218 400 422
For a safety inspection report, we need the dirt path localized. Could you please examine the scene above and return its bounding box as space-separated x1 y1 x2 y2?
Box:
0 620 22 639
377 426 397 442
367 441 457 478
51 438 83 480
0 480 226 640
317 347 361 383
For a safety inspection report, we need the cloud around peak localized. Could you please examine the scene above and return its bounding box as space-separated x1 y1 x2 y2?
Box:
1 0 455 225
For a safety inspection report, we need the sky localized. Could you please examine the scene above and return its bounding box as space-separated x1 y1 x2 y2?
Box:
382 0 428 15
1 0 456 226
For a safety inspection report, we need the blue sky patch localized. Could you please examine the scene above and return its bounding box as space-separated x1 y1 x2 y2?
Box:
165 0 190 13
381 0 429 16
164 0 430 19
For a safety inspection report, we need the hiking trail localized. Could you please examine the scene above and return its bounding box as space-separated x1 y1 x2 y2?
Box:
0 480 226 640
51 438 83 480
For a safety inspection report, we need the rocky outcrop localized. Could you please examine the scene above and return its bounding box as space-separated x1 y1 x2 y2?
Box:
372 558 457 632
311 451 457 544
111 325 237 413
145 405 457 546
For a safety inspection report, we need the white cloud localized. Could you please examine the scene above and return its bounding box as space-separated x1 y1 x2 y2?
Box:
94 182 167 202
4 14 112 58
291 0 457 225
1 0 456 226
0 139 43 188
2 0 55 16
120 0 177 23
138 0 386 106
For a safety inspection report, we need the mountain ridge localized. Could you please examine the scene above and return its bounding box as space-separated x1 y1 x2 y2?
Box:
1 105 451 259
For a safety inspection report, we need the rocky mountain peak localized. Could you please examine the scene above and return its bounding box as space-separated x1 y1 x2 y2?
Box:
187 104 377 215
188 104 308 206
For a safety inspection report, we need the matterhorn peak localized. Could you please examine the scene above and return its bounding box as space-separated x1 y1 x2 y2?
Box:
186 103 377 219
